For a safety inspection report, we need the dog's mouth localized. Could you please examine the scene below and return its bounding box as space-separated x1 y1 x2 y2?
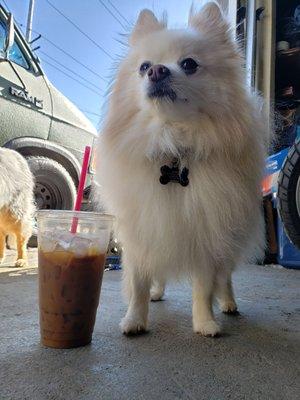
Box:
147 82 177 102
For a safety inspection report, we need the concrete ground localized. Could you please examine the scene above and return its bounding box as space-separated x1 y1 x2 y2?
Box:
0 249 299 400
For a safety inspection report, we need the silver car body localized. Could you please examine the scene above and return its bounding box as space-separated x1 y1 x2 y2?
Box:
0 5 97 186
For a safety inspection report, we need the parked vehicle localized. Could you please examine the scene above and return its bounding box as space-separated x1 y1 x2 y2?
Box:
0 5 97 214
277 138 300 249
263 128 300 268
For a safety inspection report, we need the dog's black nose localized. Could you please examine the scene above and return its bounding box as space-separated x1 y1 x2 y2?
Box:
147 64 170 82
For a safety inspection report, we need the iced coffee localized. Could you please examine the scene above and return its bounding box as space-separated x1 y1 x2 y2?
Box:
37 211 113 349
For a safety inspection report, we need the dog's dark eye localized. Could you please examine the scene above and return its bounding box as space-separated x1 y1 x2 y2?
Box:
139 61 151 74
180 58 199 75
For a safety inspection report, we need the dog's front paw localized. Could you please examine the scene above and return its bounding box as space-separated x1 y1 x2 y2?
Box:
15 259 28 268
219 300 238 315
193 320 221 337
150 286 165 302
0 257 4 265
120 315 147 335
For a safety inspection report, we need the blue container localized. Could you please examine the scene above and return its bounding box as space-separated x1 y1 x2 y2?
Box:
277 213 300 269
105 255 122 270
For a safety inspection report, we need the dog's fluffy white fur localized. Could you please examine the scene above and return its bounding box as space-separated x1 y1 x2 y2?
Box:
0 148 35 267
96 2 267 336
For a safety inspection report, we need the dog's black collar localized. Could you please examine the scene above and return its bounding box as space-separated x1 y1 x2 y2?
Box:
159 158 189 187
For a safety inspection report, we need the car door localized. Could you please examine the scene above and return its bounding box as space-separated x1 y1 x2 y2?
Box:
0 14 52 147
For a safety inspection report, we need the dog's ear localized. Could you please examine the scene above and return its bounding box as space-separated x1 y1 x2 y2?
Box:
130 9 165 46
188 2 229 40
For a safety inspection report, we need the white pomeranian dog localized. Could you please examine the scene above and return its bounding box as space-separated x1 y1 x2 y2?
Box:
96 2 267 336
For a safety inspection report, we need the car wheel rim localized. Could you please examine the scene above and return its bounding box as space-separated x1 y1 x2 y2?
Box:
35 181 61 209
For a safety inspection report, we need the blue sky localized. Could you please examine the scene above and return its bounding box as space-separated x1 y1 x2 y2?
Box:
3 0 192 129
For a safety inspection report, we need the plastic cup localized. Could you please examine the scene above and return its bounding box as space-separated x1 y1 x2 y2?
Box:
37 210 114 349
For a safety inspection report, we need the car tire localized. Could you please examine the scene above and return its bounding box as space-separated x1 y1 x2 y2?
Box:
277 139 300 249
26 156 77 247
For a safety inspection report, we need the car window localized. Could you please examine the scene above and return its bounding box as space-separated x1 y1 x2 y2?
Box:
9 41 30 69
0 20 29 69
0 20 5 56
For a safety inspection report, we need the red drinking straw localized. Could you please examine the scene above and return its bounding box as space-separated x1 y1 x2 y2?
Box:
70 145 91 234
